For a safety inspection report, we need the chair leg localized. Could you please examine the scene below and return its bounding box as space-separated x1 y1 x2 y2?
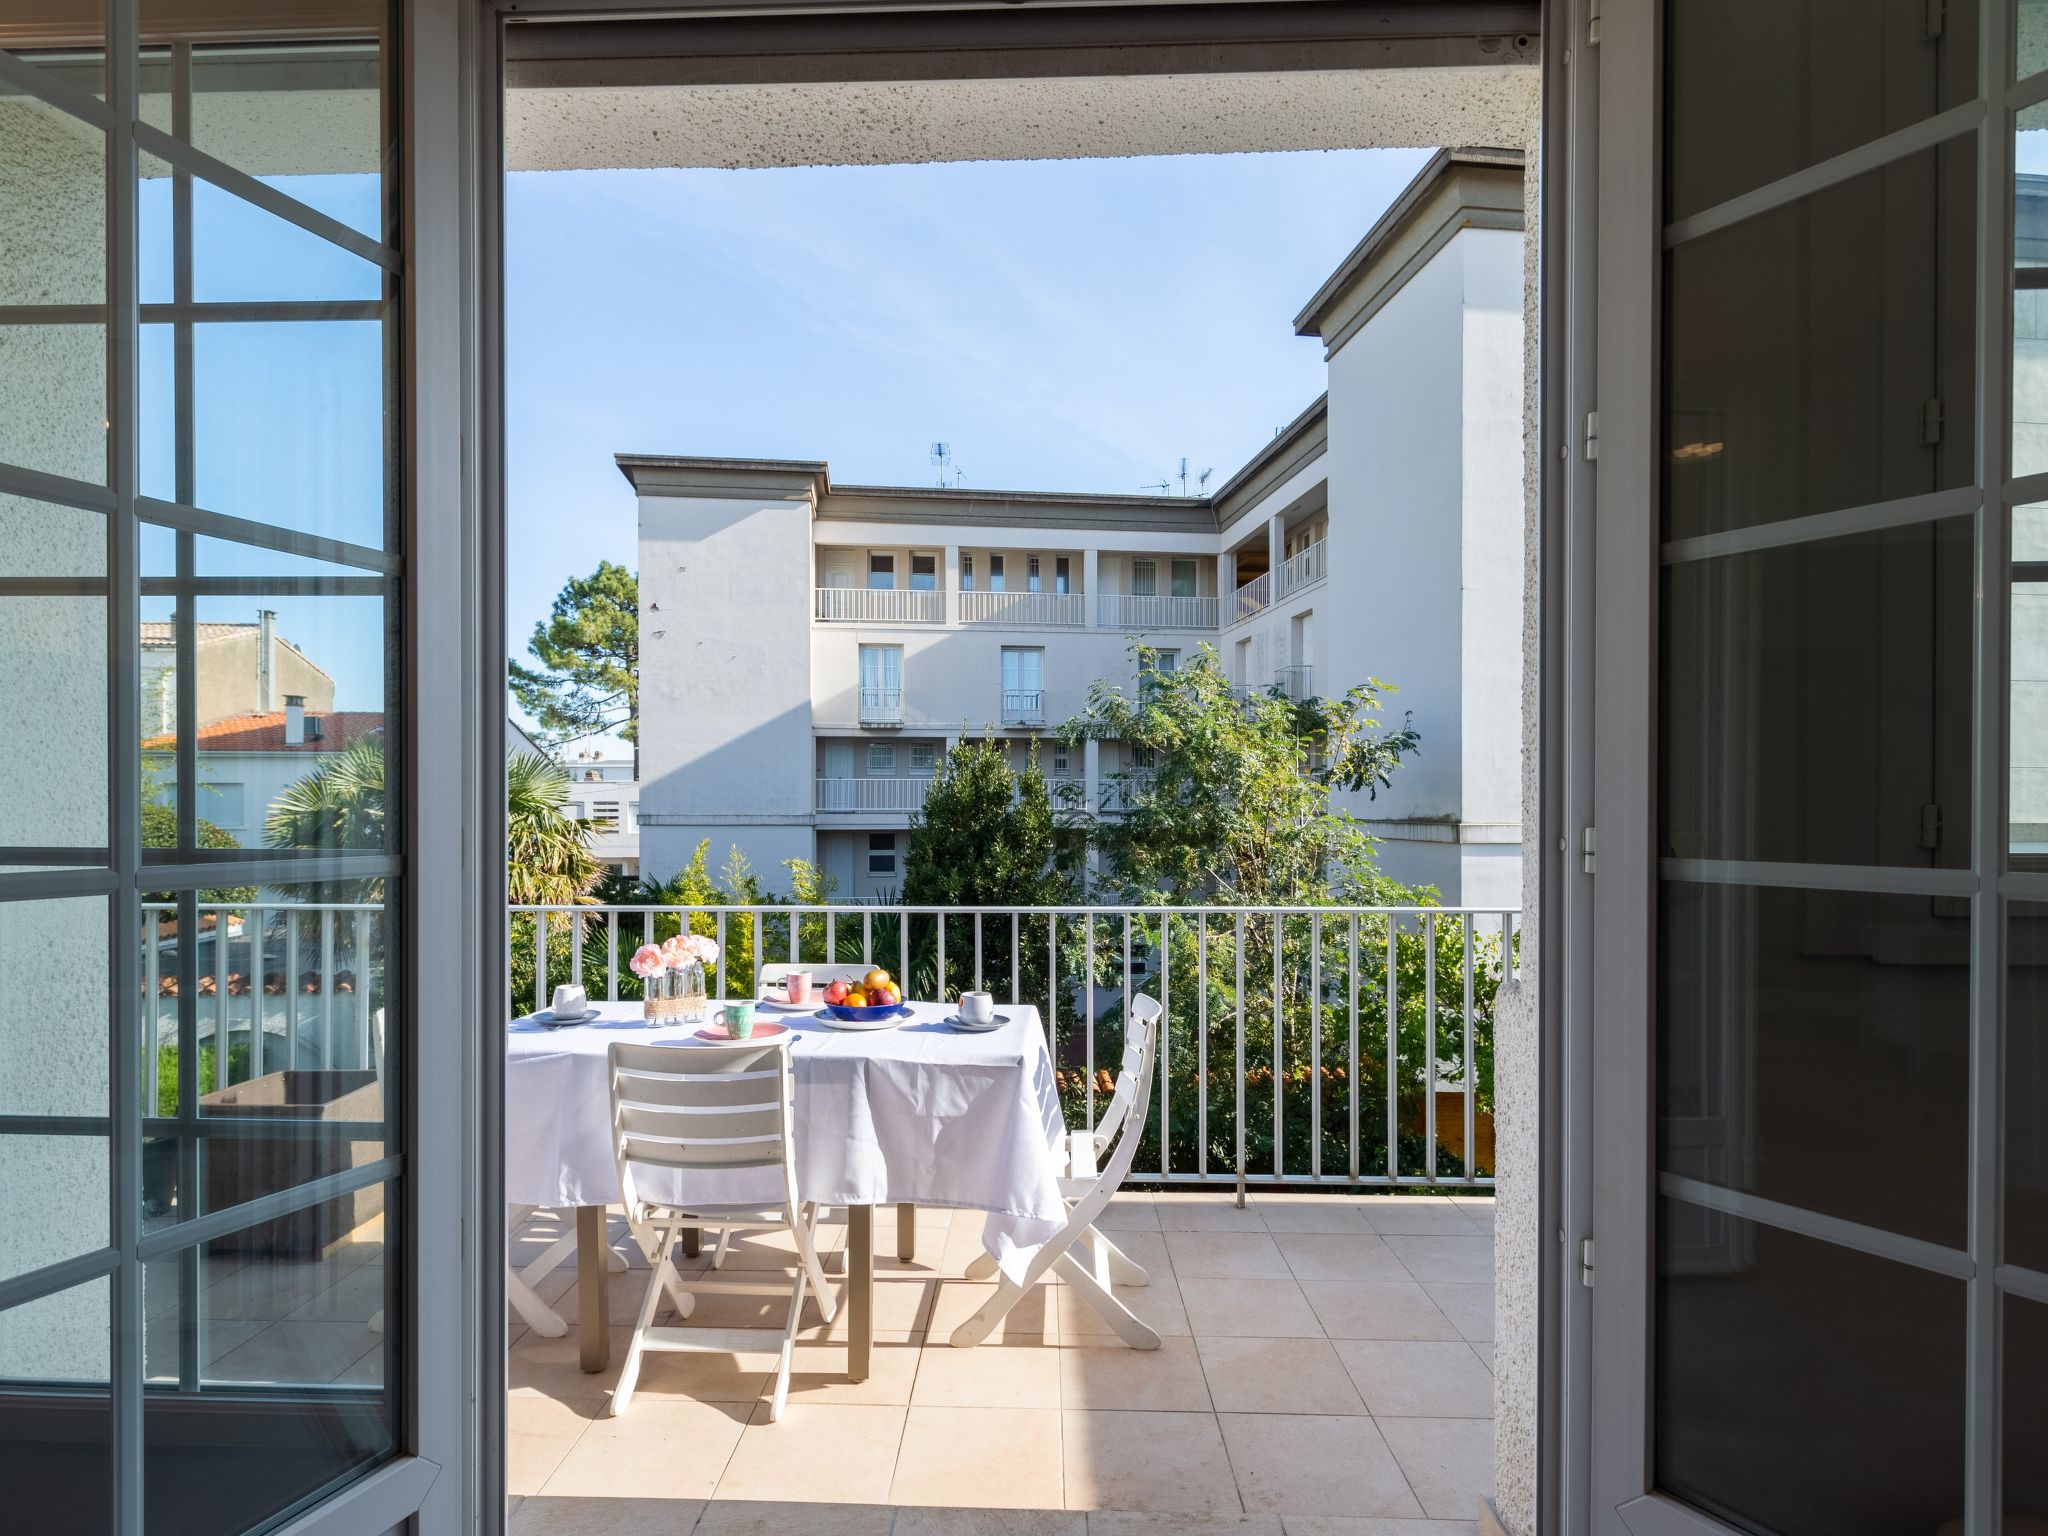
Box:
963 1251 999 1282
711 1226 732 1270
948 1273 1030 1348
793 1205 837 1324
508 1268 568 1338
1089 1227 1150 1288
769 1234 808 1423
612 1231 678 1416
1055 1248 1160 1350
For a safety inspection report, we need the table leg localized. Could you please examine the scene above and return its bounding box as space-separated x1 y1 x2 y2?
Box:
576 1205 610 1373
848 1203 874 1382
897 1202 917 1262
680 1226 701 1259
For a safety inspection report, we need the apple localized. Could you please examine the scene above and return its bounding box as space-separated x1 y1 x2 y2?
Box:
864 967 892 993
824 978 851 1005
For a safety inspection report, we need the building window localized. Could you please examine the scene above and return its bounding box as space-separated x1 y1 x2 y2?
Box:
859 645 903 715
868 832 898 876
867 743 896 775
1002 646 1044 696
1131 558 1157 596
589 799 622 829
961 554 974 591
910 552 937 590
1171 559 1198 598
199 781 245 828
1132 744 1158 771
989 553 1006 591
1055 556 1071 595
910 744 937 776
1028 555 1041 593
1153 649 1180 675
868 552 896 590
1052 741 1069 776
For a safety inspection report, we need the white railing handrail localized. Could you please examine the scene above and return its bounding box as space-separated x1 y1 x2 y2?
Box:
1096 592 1220 631
510 898 1514 1190
857 686 904 722
1230 570 1272 623
1278 538 1328 597
1001 687 1046 720
815 586 945 623
815 775 932 812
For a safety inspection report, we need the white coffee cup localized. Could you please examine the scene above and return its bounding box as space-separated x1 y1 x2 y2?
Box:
959 990 995 1025
551 983 588 1018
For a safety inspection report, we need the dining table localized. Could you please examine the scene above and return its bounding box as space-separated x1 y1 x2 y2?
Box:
505 996 1069 1379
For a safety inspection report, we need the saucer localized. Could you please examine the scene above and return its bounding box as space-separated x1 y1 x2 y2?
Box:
756 994 816 1012
533 1007 600 1027
694 1020 790 1042
942 1012 1008 1032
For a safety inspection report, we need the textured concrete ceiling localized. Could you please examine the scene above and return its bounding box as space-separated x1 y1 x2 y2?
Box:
506 67 1540 173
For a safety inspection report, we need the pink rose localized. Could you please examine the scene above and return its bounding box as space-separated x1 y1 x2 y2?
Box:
629 943 666 979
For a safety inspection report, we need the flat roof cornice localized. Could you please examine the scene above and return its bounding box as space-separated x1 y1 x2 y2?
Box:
616 453 826 501
1293 145 1525 355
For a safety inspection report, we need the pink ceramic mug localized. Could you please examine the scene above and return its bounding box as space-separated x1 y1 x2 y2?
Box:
781 971 813 1004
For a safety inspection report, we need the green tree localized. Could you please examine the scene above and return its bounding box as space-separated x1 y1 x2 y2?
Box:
508 561 639 762
904 737 1072 909
504 751 603 906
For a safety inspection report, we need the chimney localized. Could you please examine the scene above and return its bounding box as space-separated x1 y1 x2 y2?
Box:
256 609 276 711
284 695 305 746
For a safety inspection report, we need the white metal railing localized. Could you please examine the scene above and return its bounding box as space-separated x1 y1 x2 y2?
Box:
960 590 1087 626
510 901 1516 1188
1231 570 1272 623
815 587 945 624
1278 538 1328 597
1098 770 1158 812
1276 664 1314 701
1096 593 1220 631
1002 687 1046 724
143 901 382 1092
817 776 931 813
858 686 904 724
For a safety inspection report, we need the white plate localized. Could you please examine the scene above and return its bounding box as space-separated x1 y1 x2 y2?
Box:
813 1006 912 1031
756 995 817 1012
942 1013 1008 1032
531 1008 600 1027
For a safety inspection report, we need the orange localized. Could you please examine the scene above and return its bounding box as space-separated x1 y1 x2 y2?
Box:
845 989 868 1007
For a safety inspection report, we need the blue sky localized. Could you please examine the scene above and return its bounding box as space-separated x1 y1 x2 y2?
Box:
147 148 1437 725
505 148 1433 743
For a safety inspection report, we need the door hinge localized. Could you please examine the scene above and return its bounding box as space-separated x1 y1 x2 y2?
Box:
1583 410 1600 462
1582 826 1597 875
1920 802 1943 850
1580 1237 1596 1287
1923 397 1944 446
1588 0 1601 47
1925 0 1946 40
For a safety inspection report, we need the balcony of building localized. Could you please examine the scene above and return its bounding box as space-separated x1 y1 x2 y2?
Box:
858 687 905 727
1001 687 1047 726
1276 663 1315 702
817 547 947 624
1094 551 1219 632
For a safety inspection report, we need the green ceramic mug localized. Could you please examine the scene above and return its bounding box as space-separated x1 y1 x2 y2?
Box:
716 1000 757 1039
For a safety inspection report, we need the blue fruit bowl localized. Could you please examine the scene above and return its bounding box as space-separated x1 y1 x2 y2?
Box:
822 1002 909 1023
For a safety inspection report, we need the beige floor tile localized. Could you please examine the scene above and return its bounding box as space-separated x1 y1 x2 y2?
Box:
1177 1277 1323 1339
778 1334 925 1407
332 1348 385 1386
508 1433 583 1498
1420 1283 1493 1344
1255 1203 1372 1234
202 1256 352 1321
1062 1410 1242 1514
1382 1236 1492 1286
510 1325 637 1402
1055 1274 1189 1341
1090 1516 1281 1536
1450 1203 1494 1234
714 1403 907 1504
1059 1336 1212 1412
813 1276 940 1340
1469 1342 1494 1374
285 1263 390 1324
541 1397 750 1500
1375 1416 1494 1521
892 1405 1066 1508
899 1509 1085 1536
1356 1204 1480 1238
1219 1413 1422 1518
693 1499 892 1535
616 1340 775 1406
940 1224 998 1278
1153 1197 1267 1233
931 1279 1059 1343
1272 1235 1411 1284
209 1319 383 1385
1095 1196 1161 1233
1332 1341 1494 1418
915 1338 1063 1408
1164 1231 1292 1280
511 1495 705 1535
1297 1282 1460 1342
1195 1337 1366 1416
1279 1519 1475 1535
510 1392 604 1442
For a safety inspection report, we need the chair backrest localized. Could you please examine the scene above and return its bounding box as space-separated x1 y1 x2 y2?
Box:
759 962 873 990
1091 994 1162 1150
608 1038 796 1217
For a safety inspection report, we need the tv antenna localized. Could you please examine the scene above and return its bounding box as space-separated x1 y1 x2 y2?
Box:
1148 457 1214 496
930 442 963 488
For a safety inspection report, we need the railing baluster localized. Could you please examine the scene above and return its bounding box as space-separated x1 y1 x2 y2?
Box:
356 908 371 1073
1384 914 1399 1180
898 909 909 995
973 912 983 992
1234 912 1245 1183
788 907 798 966
1425 912 1437 1186
1196 914 1208 1177
1047 911 1058 1057
286 914 300 1069
1271 911 1283 1178
1311 913 1321 1181
320 908 336 1070
863 910 873 966
715 910 727 1000
216 904 229 1085
534 910 548 1017
1464 913 1477 1185
570 909 584 987
608 910 620 1002
1158 911 1170 1180
752 909 764 999
1011 913 1020 1006
1348 914 1360 1182
1084 912 1096 1129
937 914 946 1003
250 907 265 1083
825 910 836 965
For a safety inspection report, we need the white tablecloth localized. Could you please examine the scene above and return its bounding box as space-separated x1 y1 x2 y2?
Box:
506 999 1070 1282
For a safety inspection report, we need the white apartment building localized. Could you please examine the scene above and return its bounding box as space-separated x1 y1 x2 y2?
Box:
629 147 1525 905
560 751 642 876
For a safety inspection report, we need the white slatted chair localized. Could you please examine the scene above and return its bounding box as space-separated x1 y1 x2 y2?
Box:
953 993 1163 1350
608 1037 837 1420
